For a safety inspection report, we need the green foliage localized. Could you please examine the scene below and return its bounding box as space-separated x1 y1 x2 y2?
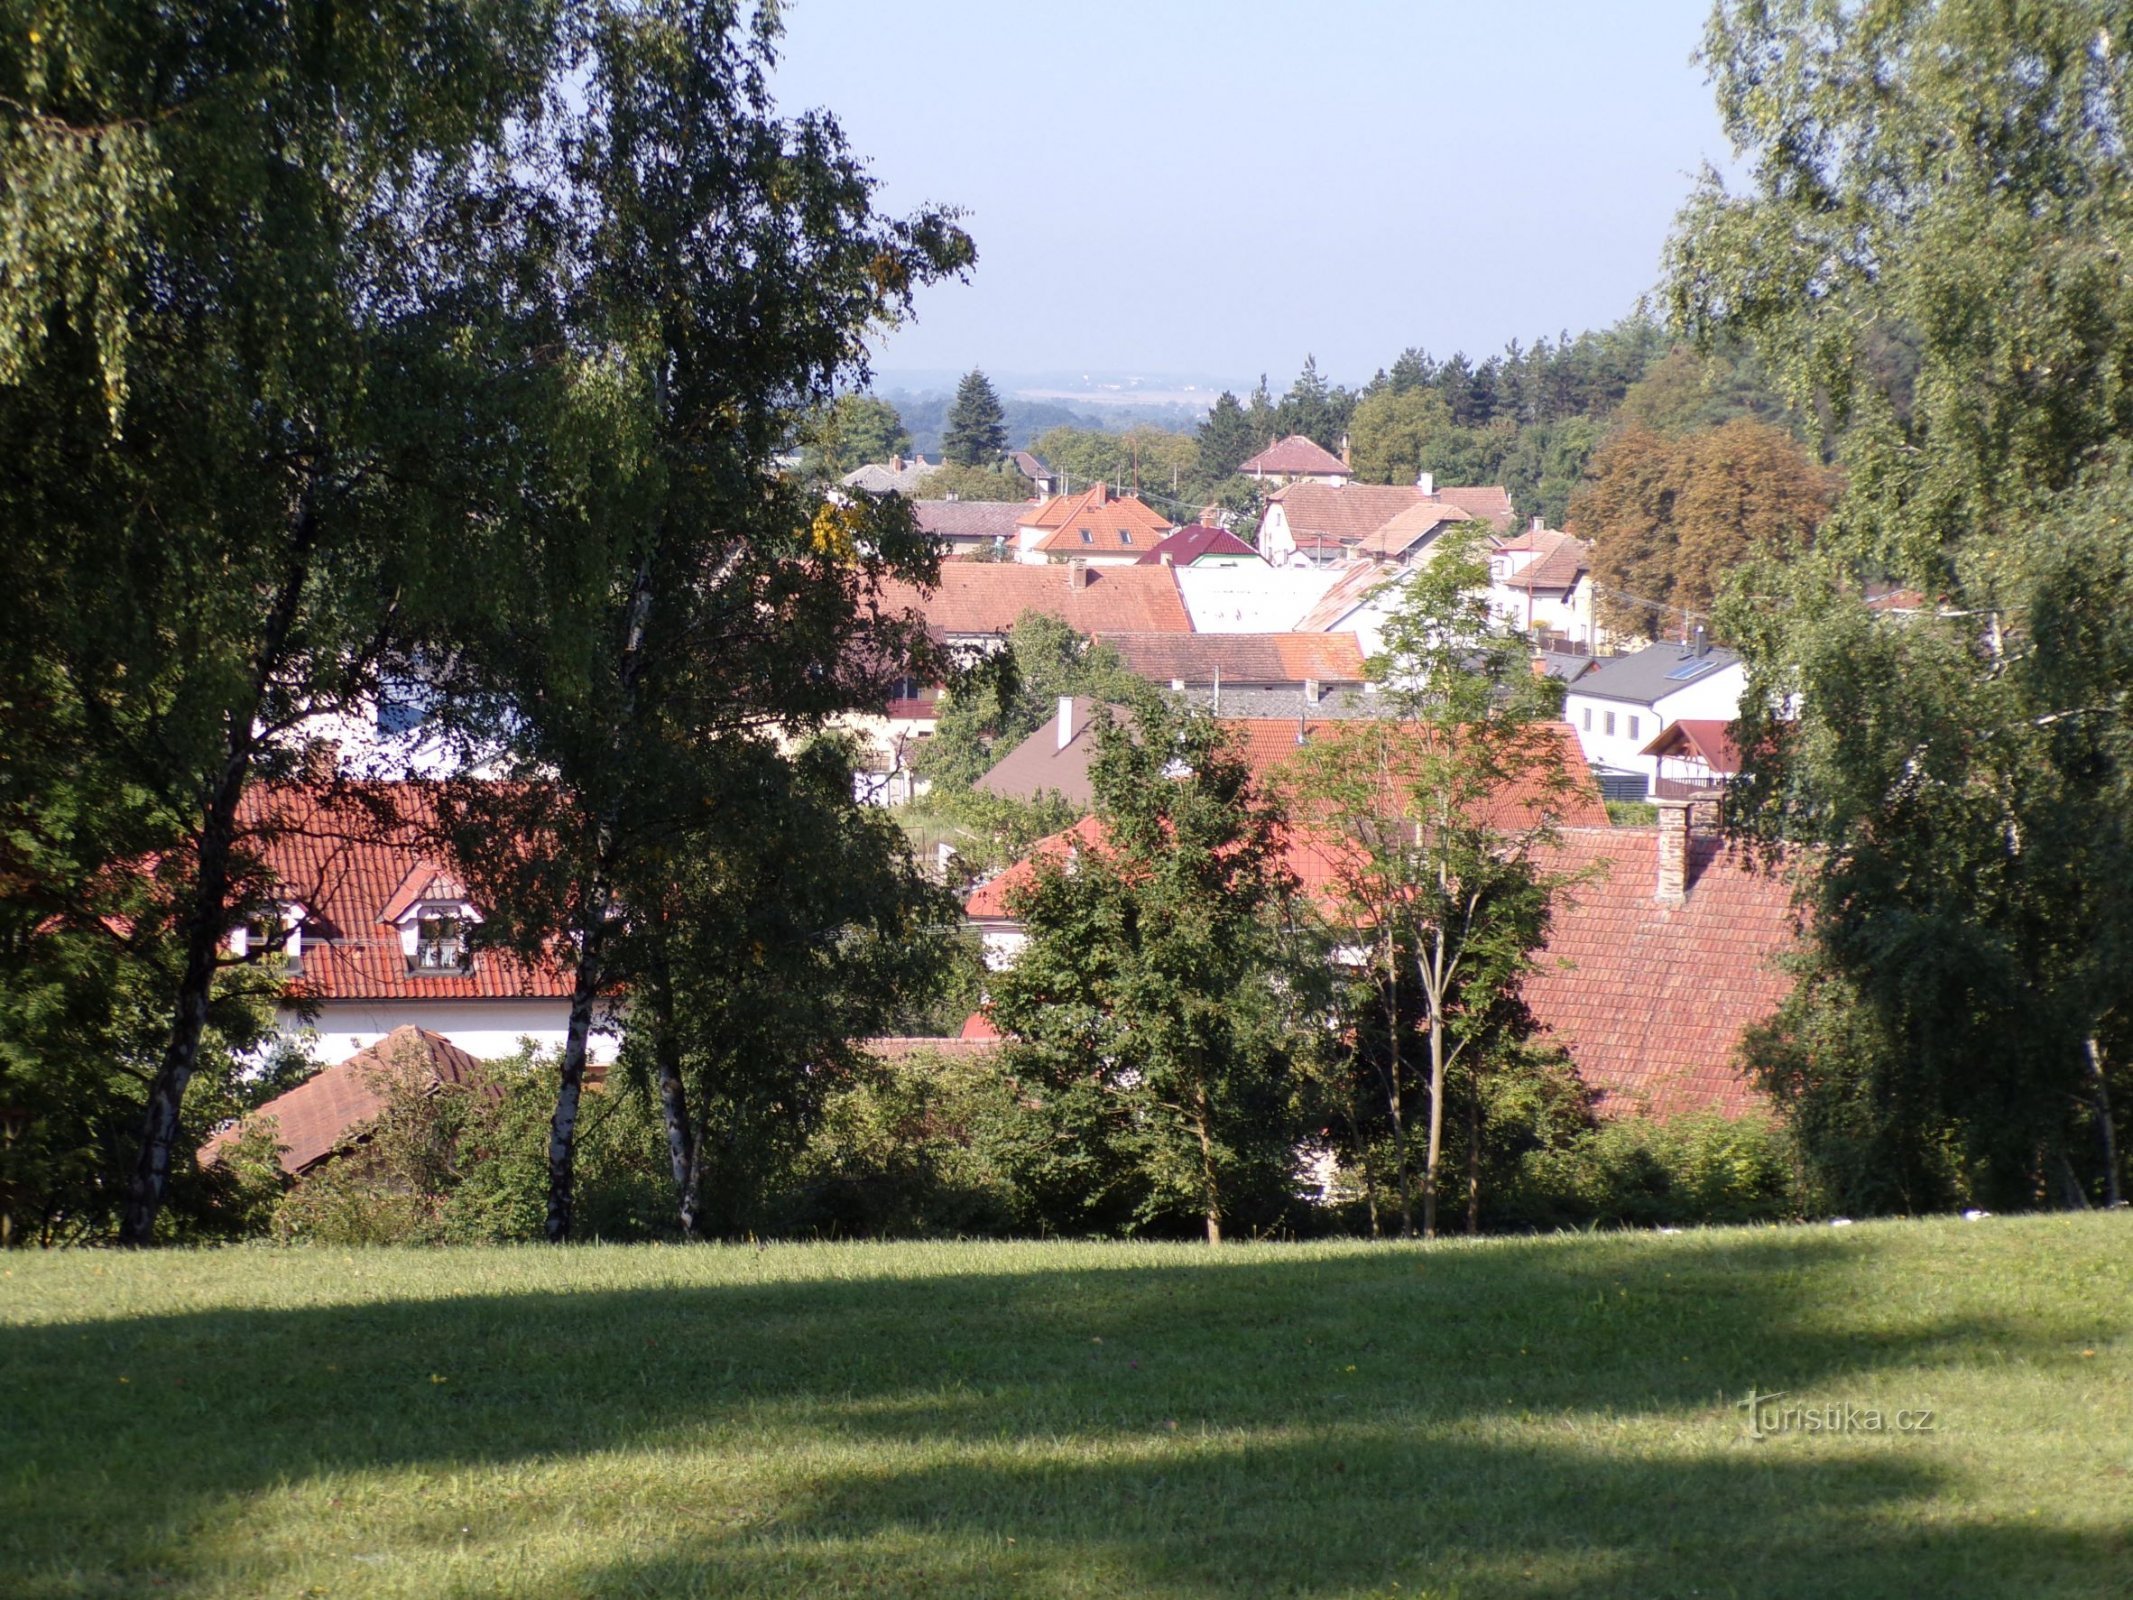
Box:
1195 391 1257 481
1026 424 1201 509
1273 355 1353 451
942 369 1009 467
914 460 1028 501
1674 0 2133 1209
800 394 910 481
1505 1113 1807 1230
917 613 1149 793
989 700 1305 1242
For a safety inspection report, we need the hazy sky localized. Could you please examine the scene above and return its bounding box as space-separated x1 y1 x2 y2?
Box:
769 1 1734 390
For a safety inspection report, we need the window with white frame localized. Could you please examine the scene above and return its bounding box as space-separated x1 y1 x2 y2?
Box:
412 912 468 972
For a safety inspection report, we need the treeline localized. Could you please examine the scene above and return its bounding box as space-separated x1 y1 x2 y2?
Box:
1 3 975 1246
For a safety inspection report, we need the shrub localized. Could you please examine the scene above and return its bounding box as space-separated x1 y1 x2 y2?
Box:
1500 1112 1808 1230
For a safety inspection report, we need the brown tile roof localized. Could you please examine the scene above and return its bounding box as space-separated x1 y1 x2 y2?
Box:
1355 499 1470 559
865 1034 1002 1060
1496 528 1590 592
1271 482 1439 547
975 697 1113 808
1242 435 1353 476
1094 631 1368 686
1139 525 1261 566
1523 827 1799 1119
876 563 1192 636
1438 485 1515 528
200 1025 493 1175
914 500 1031 542
1639 718 1743 773
1025 484 1174 556
244 785 571 1002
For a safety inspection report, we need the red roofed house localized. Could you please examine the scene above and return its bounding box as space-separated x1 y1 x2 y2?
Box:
242 785 616 1066
1015 483 1174 565
1487 520 1601 648
1260 473 1514 569
1240 434 1355 486
200 1024 495 1176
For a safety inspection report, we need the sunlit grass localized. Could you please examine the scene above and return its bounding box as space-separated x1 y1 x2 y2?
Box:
3 1217 2128 1597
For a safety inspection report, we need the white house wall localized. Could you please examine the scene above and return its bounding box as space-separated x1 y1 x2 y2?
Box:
1564 662 1747 788
285 998 622 1066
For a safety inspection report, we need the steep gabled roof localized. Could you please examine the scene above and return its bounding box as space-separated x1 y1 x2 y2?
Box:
1024 484 1174 556
1271 482 1437 547
199 1025 493 1175
1355 499 1470 559
876 562 1192 635
1496 528 1591 592
1639 718 1743 773
1295 561 1397 632
1241 434 1353 477
1437 485 1515 528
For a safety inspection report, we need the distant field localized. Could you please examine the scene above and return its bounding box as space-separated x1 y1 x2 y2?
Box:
3 1218 2128 1599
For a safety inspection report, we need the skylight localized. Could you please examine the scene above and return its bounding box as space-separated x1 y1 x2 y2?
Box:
1664 658 1718 681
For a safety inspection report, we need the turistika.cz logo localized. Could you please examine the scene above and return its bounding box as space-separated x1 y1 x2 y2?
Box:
1740 1387 1937 1440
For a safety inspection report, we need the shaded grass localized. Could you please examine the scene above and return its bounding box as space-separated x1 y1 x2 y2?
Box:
2 1217 2129 1597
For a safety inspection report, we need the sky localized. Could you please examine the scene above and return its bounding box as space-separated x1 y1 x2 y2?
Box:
768 0 1736 393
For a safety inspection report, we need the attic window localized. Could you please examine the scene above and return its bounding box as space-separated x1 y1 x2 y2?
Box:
1080 528 1094 544
1118 529 1132 546
412 913 468 973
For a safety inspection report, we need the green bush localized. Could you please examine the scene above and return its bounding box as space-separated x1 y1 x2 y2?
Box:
1500 1112 1808 1230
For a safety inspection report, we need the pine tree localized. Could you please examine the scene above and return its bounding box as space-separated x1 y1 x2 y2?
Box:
942 369 1008 466
1196 391 1257 481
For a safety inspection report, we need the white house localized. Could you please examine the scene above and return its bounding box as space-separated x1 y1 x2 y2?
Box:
1486 522 1602 649
1560 638 1747 798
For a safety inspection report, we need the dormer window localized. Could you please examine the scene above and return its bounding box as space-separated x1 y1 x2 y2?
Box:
1118 529 1132 546
229 904 305 973
380 859 482 978
1080 528 1094 544
413 913 468 972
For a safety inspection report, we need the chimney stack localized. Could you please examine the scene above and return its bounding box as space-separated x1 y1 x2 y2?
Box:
1655 798 1690 906
1057 695 1075 751
890 453 904 473
1067 559 1091 591
1417 470 1435 496
302 739 341 784
1530 515 1544 534
1339 435 1352 469
1304 676 1321 706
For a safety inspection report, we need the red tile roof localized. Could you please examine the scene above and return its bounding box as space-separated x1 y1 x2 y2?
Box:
199 1025 493 1175
914 500 1032 543
1139 524 1261 566
1523 827 1799 1119
1271 482 1440 547
875 562 1192 636
1497 528 1590 592
1438 485 1515 528
965 815 1109 919
1093 632 1368 686
1356 499 1470 559
1242 434 1353 477
243 785 571 1001
1024 484 1174 556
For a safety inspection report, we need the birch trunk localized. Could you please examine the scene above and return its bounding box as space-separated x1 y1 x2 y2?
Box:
2087 1038 2122 1208
547 915 606 1242
652 976 699 1237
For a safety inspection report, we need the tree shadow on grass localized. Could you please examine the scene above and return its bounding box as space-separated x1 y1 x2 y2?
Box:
1 1229 2121 1597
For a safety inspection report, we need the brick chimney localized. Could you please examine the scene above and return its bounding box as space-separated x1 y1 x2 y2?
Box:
1655 797 1689 906
890 453 904 473
1066 559 1090 591
302 739 341 784
1416 470 1435 496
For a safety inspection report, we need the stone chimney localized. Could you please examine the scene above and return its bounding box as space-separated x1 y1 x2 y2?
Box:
1655 797 1690 906
890 453 904 473
1057 695 1075 751
1066 559 1091 591
1339 435 1352 469
1417 470 1435 496
302 738 341 784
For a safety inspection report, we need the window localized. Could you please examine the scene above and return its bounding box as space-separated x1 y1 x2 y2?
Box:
1604 711 1616 737
413 913 467 972
244 914 301 974
1582 707 1591 731
1628 715 1640 740
1079 528 1094 544
1118 529 1132 546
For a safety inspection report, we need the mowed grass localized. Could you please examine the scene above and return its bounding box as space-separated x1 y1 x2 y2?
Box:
2 1218 2129 1599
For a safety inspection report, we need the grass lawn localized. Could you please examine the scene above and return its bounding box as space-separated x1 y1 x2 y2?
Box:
3 1217 2129 1598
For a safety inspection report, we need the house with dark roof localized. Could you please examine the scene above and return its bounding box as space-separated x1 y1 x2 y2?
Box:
1014 483 1174 565
1139 524 1263 569
1092 631 1369 696
841 454 939 495
1010 450 1057 498
1240 434 1354 486
1560 638 1747 799
914 499 1032 558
